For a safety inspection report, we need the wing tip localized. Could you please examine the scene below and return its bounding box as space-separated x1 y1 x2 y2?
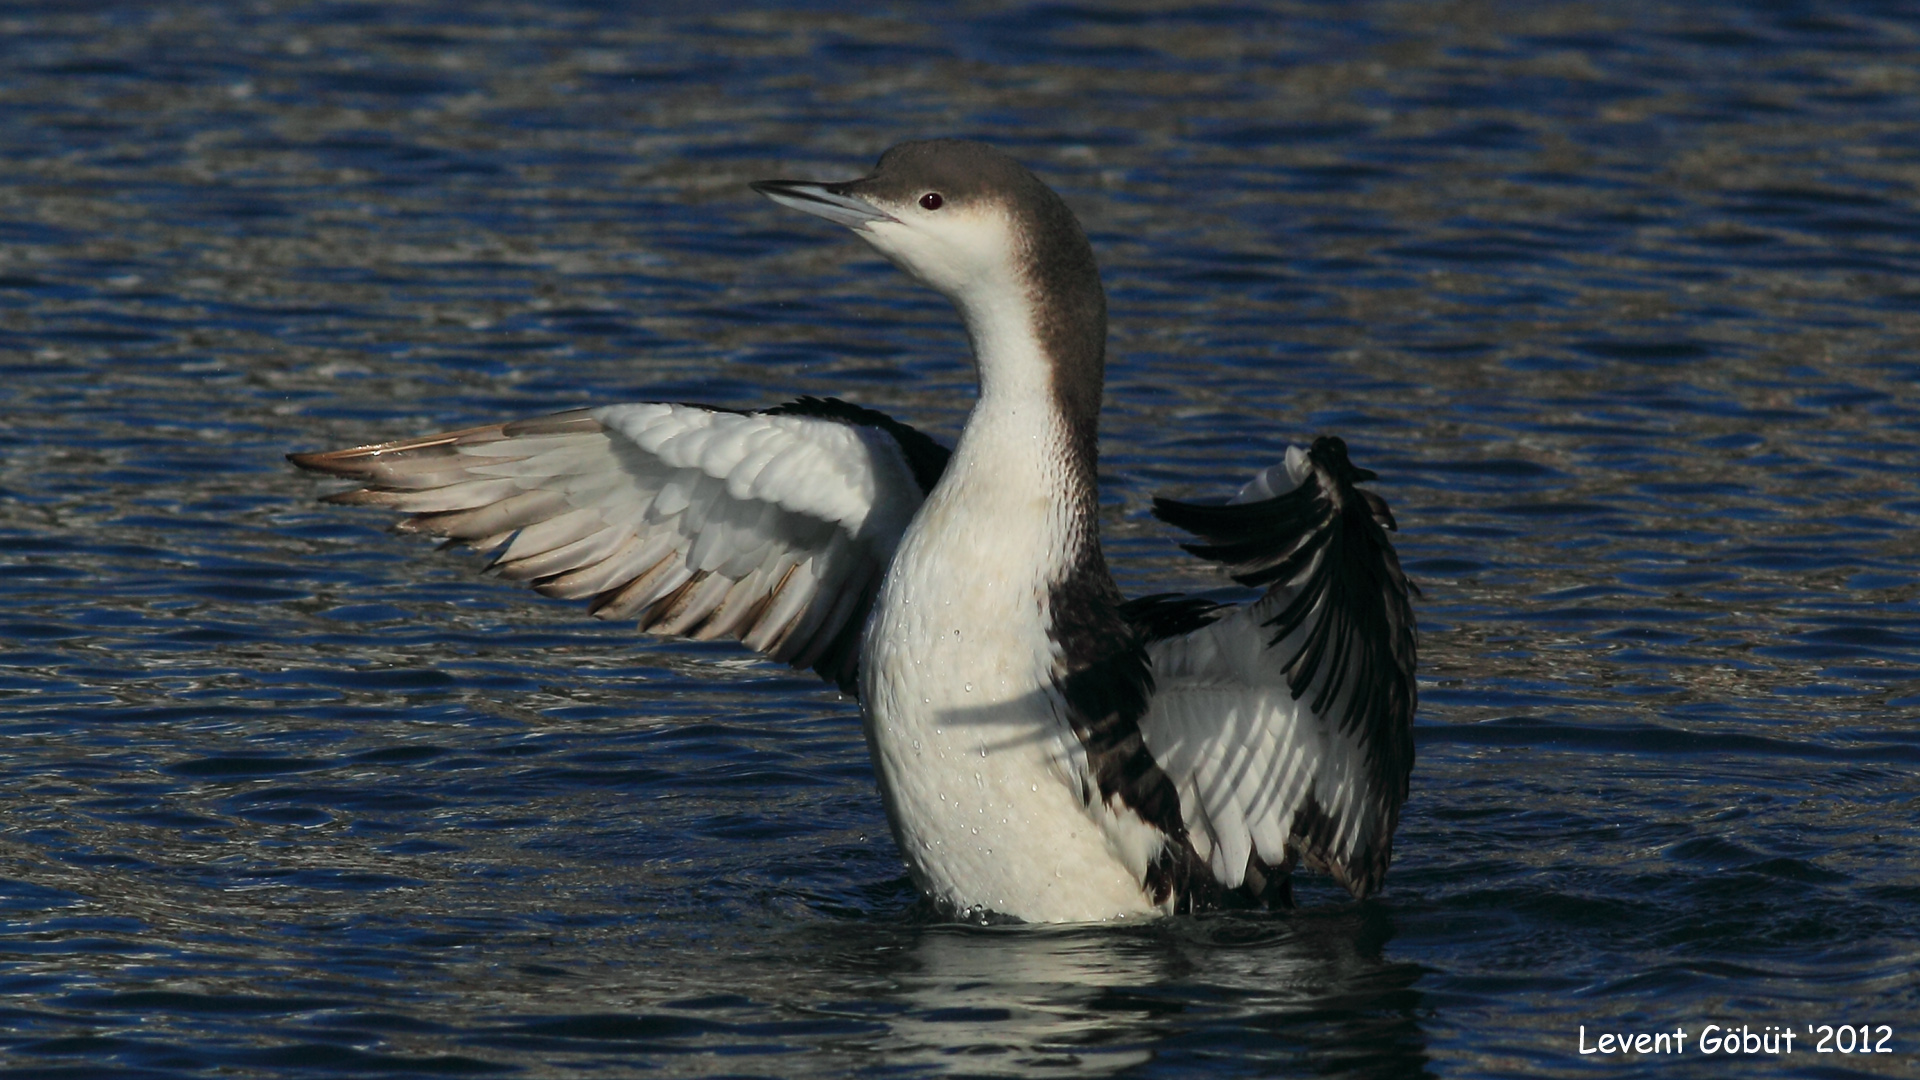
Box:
287 446 381 478
1289 792 1400 900
290 415 587 480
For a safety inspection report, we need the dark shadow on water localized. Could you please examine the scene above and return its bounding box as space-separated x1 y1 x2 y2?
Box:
760 904 1432 1077
455 905 1429 1076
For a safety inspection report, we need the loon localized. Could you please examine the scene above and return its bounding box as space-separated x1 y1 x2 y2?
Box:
290 139 1418 923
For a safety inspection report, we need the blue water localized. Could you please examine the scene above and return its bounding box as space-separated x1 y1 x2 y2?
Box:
2 1 1917 1076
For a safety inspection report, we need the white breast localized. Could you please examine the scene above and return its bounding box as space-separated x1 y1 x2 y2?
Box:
858 402 1159 922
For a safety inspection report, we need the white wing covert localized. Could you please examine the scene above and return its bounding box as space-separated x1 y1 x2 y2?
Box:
290 397 949 691
1141 436 1417 899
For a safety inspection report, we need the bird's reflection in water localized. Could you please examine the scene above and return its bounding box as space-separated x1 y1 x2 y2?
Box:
804 904 1429 1077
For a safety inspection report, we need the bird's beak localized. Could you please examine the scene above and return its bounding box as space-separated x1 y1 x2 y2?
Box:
751 179 894 230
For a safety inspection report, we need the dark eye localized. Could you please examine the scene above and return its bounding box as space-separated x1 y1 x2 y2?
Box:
919 192 944 210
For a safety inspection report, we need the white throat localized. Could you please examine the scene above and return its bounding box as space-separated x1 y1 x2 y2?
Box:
855 207 1059 414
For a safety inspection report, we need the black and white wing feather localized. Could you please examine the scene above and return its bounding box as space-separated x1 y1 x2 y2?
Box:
1143 437 1417 898
289 397 948 691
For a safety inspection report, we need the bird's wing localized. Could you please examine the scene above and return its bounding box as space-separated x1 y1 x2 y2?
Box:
289 397 949 692
1139 437 1417 898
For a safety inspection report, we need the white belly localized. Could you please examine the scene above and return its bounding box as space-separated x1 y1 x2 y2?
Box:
859 496 1159 923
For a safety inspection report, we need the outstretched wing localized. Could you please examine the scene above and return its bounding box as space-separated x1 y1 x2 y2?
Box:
289 397 949 692
1141 436 1417 898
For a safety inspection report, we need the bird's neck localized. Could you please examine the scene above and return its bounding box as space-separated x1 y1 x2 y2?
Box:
948 268 1107 515
891 276 1107 609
